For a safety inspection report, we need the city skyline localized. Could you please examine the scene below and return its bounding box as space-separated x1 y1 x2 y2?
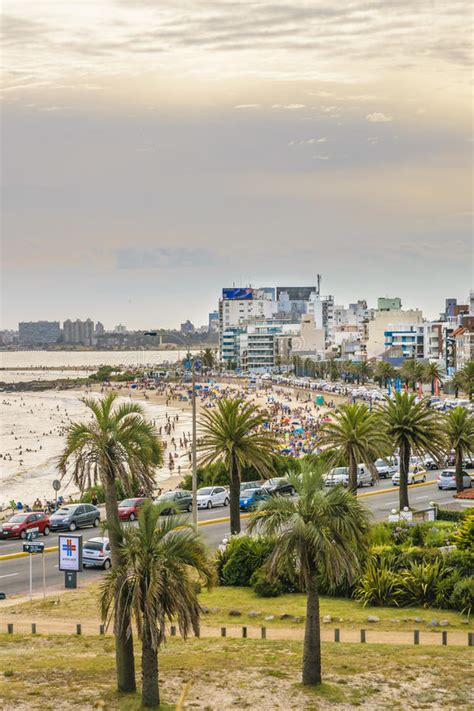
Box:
1 1 472 329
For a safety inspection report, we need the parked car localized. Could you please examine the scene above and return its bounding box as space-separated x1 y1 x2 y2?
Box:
325 465 373 488
437 469 472 490
423 456 439 470
261 477 295 496
117 497 147 521
49 504 100 531
239 487 269 511
196 486 229 509
83 537 112 569
0 511 50 540
155 490 192 514
392 465 427 486
374 458 398 479
240 481 262 492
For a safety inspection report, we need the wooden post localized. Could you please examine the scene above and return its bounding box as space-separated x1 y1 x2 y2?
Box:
221 627 226 638
7 623 13 634
99 624 105 636
468 632 473 647
170 625 176 637
261 627 266 639
334 628 340 643
414 630 419 645
360 629 366 643
441 631 447 646
31 623 37 635
242 626 247 638
76 624 81 635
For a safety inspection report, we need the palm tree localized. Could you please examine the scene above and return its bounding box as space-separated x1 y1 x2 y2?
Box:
319 403 387 493
449 371 465 398
248 461 370 686
444 407 474 493
100 501 214 708
378 392 444 509
461 361 474 400
357 361 373 385
58 393 163 693
198 398 278 534
400 359 423 391
423 362 444 396
375 361 395 388
201 348 216 370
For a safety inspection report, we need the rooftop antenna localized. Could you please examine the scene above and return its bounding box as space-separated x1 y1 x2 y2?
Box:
316 274 322 296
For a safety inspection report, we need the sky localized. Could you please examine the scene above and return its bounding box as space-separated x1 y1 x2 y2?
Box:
1 0 473 330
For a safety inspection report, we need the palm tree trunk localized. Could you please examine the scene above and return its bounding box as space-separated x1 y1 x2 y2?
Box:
141 622 160 708
348 450 358 495
103 475 137 693
302 560 321 686
399 440 410 510
455 448 463 495
229 456 241 535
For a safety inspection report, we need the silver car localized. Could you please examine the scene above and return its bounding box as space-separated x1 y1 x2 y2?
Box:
437 469 472 490
82 537 112 569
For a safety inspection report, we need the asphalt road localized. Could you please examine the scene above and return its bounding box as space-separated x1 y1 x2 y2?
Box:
0 470 470 598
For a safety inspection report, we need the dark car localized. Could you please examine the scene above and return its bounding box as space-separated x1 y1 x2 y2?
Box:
262 477 295 496
0 512 50 540
49 504 100 532
155 490 192 515
118 497 147 521
239 487 269 511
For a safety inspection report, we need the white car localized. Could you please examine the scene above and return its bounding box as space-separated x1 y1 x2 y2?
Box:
392 465 427 486
82 537 112 570
374 458 398 479
196 486 229 509
325 466 373 488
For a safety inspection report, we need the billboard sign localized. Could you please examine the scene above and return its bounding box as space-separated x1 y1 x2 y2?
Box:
222 288 253 300
58 534 82 572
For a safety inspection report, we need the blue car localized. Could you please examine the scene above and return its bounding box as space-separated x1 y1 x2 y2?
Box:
239 488 269 511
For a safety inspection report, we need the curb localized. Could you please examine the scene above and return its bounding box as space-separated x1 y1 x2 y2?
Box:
359 480 436 498
0 546 59 561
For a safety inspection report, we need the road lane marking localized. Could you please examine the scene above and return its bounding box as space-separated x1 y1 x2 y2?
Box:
0 573 19 579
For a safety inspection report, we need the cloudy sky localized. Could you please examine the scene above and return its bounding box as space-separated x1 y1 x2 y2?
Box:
1 1 472 329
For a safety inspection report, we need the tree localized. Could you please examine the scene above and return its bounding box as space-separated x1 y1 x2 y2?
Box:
375 361 395 388
198 398 278 534
248 460 370 686
201 348 217 370
444 407 474 493
357 361 373 385
423 362 444 396
100 501 214 708
58 393 163 693
449 371 465 398
318 403 387 493
401 359 424 392
461 361 474 400
378 392 444 509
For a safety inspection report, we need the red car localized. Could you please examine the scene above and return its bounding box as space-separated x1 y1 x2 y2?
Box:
117 497 147 522
1 511 51 539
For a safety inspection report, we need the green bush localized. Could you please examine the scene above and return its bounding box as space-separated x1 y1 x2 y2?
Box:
434 571 461 609
443 549 474 578
354 559 403 607
449 577 474 617
369 523 393 546
250 569 283 597
436 508 466 522
453 510 474 551
424 526 455 548
396 547 442 568
399 559 451 608
216 535 274 587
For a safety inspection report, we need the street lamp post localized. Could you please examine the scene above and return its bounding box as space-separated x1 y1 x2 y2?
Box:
190 354 198 527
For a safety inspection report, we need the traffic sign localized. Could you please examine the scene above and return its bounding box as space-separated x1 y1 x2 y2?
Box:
23 542 45 554
26 528 39 541
52 479 61 492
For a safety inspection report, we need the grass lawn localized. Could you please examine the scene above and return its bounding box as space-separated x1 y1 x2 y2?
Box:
0 633 472 710
4 583 471 633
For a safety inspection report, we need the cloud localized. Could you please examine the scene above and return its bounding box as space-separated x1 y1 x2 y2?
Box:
234 104 261 109
366 112 393 123
271 103 306 110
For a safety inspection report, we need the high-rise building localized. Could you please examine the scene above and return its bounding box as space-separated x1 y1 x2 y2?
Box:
95 321 105 334
180 320 195 334
208 311 219 334
18 321 60 345
63 318 95 345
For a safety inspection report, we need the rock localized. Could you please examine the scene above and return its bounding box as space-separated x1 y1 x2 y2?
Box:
280 613 292 620
292 616 304 623
210 607 220 614
461 619 470 625
391 619 400 624
322 615 332 624
414 617 423 623
439 620 449 627
248 611 261 618
367 615 380 623
264 615 275 621
201 606 210 614
228 609 242 617
427 619 438 627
